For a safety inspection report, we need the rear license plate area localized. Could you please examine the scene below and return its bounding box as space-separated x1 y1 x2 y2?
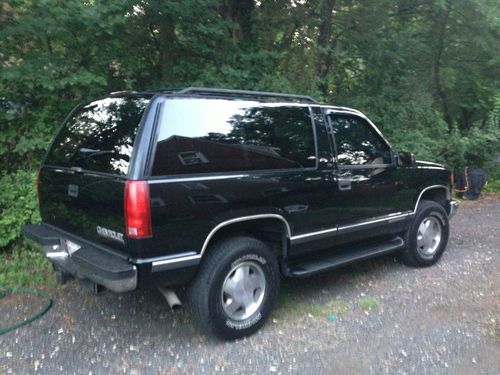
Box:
64 239 81 255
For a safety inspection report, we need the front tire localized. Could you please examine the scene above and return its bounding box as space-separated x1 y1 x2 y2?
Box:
187 236 280 340
400 200 450 267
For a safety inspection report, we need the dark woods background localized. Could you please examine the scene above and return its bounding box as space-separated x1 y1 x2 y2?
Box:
1 0 499 250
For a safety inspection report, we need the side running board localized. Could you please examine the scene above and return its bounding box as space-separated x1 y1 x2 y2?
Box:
285 237 405 277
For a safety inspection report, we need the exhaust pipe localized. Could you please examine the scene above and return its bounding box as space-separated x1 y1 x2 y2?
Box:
158 286 182 310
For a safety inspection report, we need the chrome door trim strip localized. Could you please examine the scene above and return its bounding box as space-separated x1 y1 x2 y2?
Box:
200 214 292 256
133 251 200 264
291 227 338 241
148 174 249 184
288 185 450 243
290 212 410 242
337 212 409 233
417 166 446 170
152 253 202 267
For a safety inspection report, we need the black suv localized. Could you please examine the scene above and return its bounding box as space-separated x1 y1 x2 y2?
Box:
23 87 458 339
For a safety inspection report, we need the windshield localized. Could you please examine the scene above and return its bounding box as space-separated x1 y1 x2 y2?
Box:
44 96 150 175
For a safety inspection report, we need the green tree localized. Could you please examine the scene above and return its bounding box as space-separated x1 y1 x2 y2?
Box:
1 0 499 252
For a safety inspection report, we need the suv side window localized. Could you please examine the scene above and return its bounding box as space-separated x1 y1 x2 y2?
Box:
151 99 316 176
330 114 392 166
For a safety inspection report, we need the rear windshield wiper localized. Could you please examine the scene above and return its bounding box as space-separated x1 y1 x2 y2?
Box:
79 147 114 157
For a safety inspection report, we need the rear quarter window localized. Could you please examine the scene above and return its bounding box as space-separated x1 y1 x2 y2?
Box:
151 99 316 176
45 96 150 175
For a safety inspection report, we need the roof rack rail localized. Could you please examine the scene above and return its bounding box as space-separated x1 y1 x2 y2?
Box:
150 88 183 94
327 106 363 114
109 90 138 97
173 87 318 104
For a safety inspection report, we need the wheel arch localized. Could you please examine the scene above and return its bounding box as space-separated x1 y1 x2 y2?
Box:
414 185 450 213
200 214 291 259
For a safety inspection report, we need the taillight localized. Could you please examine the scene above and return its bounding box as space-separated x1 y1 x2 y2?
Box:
450 171 454 191
124 180 152 239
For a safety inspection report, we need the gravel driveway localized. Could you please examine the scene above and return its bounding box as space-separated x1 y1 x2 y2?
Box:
1 196 499 374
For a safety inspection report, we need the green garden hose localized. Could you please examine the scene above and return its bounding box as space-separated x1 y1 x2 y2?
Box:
0 288 52 335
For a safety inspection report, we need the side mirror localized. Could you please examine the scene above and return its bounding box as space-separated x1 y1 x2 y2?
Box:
397 151 416 167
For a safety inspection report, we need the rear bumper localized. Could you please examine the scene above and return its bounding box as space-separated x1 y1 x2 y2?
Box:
22 223 137 293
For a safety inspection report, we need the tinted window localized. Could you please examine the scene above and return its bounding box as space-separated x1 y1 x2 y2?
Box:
330 115 391 166
151 99 316 175
45 96 150 175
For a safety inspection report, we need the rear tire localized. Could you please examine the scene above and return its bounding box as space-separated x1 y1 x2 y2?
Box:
400 200 449 267
187 236 280 340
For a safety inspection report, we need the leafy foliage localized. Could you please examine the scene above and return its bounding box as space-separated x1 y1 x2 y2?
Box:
0 170 40 249
0 0 499 254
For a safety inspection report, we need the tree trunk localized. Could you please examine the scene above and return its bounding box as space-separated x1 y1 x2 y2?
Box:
159 14 177 83
316 0 337 98
219 0 255 45
431 2 452 129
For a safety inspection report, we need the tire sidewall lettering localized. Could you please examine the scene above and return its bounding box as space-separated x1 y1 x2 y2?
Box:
231 253 267 269
225 311 262 330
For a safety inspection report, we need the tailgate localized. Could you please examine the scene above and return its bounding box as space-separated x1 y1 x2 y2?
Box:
39 167 127 250
38 95 151 253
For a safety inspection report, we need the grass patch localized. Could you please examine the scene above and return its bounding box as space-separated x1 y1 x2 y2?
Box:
483 179 500 193
358 296 380 311
484 164 500 193
0 243 55 289
309 299 349 318
274 290 305 317
274 289 350 319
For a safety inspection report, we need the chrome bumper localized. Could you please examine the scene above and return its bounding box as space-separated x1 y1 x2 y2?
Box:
41 243 137 293
448 200 459 219
23 224 137 293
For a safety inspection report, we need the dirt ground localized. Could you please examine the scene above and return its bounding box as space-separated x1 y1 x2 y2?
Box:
1 195 499 374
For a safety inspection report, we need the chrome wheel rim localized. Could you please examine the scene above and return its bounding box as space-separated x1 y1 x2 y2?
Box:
416 216 442 259
221 261 266 321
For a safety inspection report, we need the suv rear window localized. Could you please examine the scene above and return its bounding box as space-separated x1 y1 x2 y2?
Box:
151 99 316 176
45 96 150 175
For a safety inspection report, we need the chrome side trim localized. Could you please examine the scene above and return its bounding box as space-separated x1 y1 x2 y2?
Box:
338 212 409 233
200 214 292 256
151 253 202 272
416 160 446 168
288 186 450 243
417 166 446 170
148 174 249 184
290 212 410 242
134 251 200 264
413 185 450 213
388 215 408 223
290 227 337 241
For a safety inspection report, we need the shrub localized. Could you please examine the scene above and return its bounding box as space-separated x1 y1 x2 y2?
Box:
0 170 40 250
